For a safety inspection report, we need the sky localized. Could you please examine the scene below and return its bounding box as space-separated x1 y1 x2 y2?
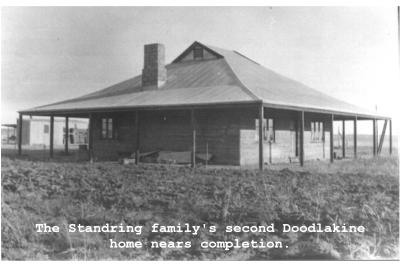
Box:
1 6 399 134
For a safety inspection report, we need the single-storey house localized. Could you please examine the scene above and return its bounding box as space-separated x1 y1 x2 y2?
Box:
18 41 392 169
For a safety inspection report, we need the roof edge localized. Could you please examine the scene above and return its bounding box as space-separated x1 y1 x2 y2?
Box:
18 100 259 116
18 100 390 120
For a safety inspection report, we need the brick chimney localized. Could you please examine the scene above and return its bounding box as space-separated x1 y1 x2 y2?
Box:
141 43 167 89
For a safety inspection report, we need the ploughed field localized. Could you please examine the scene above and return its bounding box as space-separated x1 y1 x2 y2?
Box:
1 156 399 260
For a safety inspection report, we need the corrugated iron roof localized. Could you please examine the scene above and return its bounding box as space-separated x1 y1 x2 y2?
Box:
207 44 383 117
28 85 254 111
21 41 387 118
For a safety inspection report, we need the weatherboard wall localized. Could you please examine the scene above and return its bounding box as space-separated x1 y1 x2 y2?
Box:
91 109 241 165
90 108 332 165
239 109 332 166
91 113 136 160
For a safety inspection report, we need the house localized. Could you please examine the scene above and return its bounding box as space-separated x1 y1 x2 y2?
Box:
18 41 392 168
1 124 17 144
16 117 88 148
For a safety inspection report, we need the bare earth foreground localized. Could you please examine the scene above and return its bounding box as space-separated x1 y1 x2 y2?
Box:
1 152 399 260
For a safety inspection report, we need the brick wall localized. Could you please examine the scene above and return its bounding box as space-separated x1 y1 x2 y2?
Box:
141 43 167 88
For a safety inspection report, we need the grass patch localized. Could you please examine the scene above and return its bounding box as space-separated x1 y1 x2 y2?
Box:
1 156 399 260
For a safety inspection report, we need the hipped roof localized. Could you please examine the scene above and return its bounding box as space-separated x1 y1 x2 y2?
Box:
20 41 388 119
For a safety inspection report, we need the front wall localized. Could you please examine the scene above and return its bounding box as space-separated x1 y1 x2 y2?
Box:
240 110 332 166
240 109 297 165
140 110 192 152
195 109 241 165
92 113 136 160
91 108 333 166
92 108 242 165
29 120 49 146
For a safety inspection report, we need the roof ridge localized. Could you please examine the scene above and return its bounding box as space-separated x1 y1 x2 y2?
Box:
199 44 264 102
220 58 261 102
233 51 260 65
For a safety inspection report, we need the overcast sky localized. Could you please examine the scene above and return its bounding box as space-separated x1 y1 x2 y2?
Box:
1 6 399 133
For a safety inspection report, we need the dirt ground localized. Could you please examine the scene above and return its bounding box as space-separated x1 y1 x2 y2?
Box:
1 149 399 260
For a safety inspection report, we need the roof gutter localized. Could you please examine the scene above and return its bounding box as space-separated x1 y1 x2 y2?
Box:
18 100 390 120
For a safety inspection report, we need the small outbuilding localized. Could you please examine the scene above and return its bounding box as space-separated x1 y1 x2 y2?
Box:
16 117 88 147
1 124 17 144
18 41 392 168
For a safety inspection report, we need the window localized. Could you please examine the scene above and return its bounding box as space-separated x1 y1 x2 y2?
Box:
311 121 324 142
101 118 114 139
44 124 49 134
266 118 275 142
193 46 204 60
255 118 275 142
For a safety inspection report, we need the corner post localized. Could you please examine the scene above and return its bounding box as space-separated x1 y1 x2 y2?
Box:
18 113 23 155
88 113 94 163
299 111 304 166
135 111 140 165
191 109 196 168
7 125 10 144
258 103 264 170
373 119 377 156
342 120 346 158
377 119 388 155
50 115 54 158
353 116 357 158
330 114 334 163
389 119 392 155
65 116 69 154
